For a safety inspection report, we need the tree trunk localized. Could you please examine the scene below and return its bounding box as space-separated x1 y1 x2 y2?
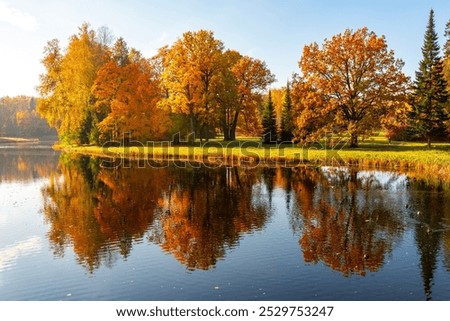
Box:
349 132 358 148
188 111 195 143
230 129 236 141
223 125 230 141
205 125 210 142
229 110 240 141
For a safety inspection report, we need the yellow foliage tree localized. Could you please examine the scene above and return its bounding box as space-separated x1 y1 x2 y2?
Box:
38 23 107 144
270 87 285 130
161 30 224 141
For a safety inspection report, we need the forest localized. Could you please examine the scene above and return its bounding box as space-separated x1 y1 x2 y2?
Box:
0 95 55 138
36 9 450 148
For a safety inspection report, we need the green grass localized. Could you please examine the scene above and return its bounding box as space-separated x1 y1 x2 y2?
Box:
56 135 450 183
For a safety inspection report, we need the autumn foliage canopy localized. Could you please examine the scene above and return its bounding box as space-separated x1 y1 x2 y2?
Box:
294 27 410 147
36 14 450 146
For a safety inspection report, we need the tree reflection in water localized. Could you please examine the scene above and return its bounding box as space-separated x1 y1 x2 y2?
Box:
41 155 270 272
290 167 406 276
42 154 170 271
150 166 269 270
0 149 59 182
407 181 450 300
40 153 450 299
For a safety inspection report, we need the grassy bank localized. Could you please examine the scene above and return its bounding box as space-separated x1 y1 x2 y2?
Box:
56 136 450 184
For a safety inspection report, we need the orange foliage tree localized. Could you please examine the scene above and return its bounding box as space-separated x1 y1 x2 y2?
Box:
92 39 170 142
160 30 275 141
295 27 410 147
228 56 275 138
38 25 276 144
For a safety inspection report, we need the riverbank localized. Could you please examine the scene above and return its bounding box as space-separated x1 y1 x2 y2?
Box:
56 138 450 185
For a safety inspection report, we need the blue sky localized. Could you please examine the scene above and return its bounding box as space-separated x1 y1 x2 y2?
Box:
1 0 449 97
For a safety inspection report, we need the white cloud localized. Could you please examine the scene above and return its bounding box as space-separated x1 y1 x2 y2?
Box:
0 1 37 31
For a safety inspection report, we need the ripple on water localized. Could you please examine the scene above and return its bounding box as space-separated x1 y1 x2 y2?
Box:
0 236 42 272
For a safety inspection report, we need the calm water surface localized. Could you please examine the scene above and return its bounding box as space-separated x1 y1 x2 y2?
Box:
1 145 450 300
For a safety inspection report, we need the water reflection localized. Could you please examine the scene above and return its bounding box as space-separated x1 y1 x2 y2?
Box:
151 167 269 270
42 154 172 271
290 167 406 276
0 236 42 272
408 184 450 300
38 153 450 300
41 155 270 272
0 149 59 182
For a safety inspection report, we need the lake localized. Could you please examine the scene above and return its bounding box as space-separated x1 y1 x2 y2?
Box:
1 144 450 301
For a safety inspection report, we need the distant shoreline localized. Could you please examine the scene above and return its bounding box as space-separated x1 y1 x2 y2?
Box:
0 137 40 144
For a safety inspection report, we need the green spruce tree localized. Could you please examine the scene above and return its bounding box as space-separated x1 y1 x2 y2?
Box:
262 90 277 144
279 81 294 142
411 9 449 148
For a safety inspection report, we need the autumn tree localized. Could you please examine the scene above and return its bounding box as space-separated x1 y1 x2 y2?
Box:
160 30 225 142
0 96 54 137
37 23 107 144
93 41 170 142
411 10 449 147
218 52 275 140
270 88 284 126
112 37 130 67
232 56 275 138
159 30 274 142
291 78 335 143
36 39 64 133
215 50 241 141
15 108 54 137
262 90 277 143
279 82 294 142
296 27 410 147
37 25 276 144
382 101 413 142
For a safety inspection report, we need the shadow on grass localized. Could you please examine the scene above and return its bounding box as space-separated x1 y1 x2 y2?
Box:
269 139 450 153
343 142 450 152
108 136 450 153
